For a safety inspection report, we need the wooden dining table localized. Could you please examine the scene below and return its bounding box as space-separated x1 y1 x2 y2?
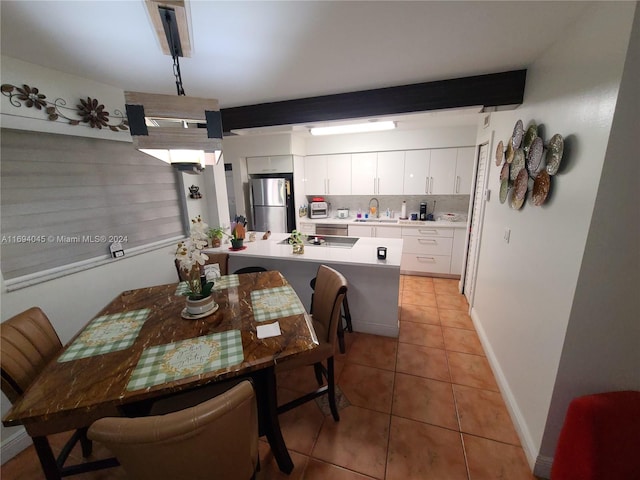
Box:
2 270 318 480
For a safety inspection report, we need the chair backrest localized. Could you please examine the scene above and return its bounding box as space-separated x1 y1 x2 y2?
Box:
87 380 258 480
1 307 62 403
174 253 229 282
311 265 348 350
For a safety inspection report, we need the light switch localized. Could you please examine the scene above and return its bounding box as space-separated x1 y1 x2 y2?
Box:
504 228 511 243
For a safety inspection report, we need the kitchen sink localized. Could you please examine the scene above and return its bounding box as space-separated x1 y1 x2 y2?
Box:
279 235 359 248
353 218 398 224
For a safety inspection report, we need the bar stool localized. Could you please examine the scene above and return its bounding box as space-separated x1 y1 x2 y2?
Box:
310 276 352 353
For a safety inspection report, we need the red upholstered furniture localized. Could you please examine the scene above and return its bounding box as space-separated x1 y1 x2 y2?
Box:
551 390 640 480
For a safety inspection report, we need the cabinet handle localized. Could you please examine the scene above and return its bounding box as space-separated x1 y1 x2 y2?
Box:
430 177 434 194
456 176 461 193
416 256 436 263
418 229 438 234
425 177 429 194
418 239 437 244
327 178 330 194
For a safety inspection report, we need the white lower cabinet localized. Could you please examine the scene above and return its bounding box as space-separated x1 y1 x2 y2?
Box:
401 226 454 275
450 228 467 275
348 224 401 238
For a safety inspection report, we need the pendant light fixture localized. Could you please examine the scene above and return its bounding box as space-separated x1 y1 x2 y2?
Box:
125 1 222 172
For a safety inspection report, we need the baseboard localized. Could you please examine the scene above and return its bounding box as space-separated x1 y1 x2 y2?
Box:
1 428 31 465
351 321 399 338
469 307 539 471
534 455 553 479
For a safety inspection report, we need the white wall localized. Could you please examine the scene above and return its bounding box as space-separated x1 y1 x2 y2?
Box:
539 2 640 462
468 2 637 474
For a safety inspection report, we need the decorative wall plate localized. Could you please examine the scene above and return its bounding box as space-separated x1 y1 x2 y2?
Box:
499 178 509 204
512 119 524 148
546 134 564 175
500 162 510 181
527 137 544 176
522 123 538 153
510 190 525 210
514 169 529 200
495 140 504 166
510 149 525 181
532 170 551 206
505 141 515 164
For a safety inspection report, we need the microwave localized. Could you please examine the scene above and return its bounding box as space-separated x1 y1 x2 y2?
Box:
309 201 329 219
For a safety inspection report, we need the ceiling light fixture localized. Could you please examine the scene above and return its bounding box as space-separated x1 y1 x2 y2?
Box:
125 1 222 172
309 121 396 136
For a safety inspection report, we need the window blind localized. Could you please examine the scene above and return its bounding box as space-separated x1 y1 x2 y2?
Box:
0 128 185 280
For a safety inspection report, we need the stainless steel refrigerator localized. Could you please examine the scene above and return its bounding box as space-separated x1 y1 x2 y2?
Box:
250 175 294 233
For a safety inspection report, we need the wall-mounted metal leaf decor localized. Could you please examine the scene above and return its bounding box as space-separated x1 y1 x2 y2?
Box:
1 83 128 132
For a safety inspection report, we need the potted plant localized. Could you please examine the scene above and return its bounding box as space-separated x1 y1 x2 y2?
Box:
207 226 225 248
228 217 247 250
175 216 216 315
288 229 307 254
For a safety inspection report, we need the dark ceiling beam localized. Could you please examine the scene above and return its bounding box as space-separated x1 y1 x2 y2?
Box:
220 69 526 132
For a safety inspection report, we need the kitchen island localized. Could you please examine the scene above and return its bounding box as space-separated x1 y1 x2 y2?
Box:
206 233 402 337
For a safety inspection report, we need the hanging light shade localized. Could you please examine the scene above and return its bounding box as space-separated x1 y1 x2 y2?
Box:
125 2 223 171
125 91 223 170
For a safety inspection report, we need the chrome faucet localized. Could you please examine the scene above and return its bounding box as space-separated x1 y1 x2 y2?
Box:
369 197 380 218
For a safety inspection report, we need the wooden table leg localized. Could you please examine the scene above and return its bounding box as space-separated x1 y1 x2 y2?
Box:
32 436 62 480
252 366 294 474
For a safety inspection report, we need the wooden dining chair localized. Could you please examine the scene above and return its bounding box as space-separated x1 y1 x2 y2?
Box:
276 265 348 421
88 380 259 480
174 252 229 281
1 307 116 476
310 275 353 354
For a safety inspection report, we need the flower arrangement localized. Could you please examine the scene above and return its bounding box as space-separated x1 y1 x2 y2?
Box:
175 216 214 299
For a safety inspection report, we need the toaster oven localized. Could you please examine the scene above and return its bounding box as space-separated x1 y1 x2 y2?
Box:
309 201 328 219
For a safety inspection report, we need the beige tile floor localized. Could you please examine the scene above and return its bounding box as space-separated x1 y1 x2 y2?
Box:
1 275 537 479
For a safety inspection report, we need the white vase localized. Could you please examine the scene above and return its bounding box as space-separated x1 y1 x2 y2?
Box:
185 295 215 315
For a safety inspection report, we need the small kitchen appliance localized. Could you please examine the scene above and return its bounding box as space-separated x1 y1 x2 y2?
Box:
419 202 428 221
310 201 329 219
336 208 349 219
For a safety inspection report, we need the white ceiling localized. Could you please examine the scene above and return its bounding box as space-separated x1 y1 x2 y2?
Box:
1 1 591 131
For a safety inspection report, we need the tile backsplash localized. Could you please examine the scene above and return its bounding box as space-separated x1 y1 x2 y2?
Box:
306 195 470 220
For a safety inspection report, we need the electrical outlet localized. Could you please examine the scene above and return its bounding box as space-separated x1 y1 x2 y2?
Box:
504 228 511 243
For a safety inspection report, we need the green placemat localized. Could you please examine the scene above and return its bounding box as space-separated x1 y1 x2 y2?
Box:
58 309 150 363
126 330 244 391
174 274 240 296
251 285 306 323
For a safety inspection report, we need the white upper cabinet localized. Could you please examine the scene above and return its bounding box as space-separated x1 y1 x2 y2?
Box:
326 154 351 195
455 147 475 194
403 150 431 194
304 154 351 195
429 149 458 194
376 151 405 194
351 151 404 195
247 155 293 174
351 152 377 195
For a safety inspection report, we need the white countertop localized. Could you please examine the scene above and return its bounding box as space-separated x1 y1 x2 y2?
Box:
205 232 403 269
299 217 467 229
